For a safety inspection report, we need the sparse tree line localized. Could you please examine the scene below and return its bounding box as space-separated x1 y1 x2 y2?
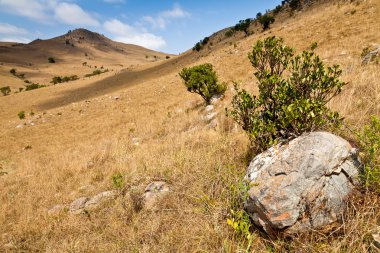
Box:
193 0 304 52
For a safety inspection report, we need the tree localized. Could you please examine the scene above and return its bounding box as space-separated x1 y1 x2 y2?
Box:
179 63 227 104
257 14 275 30
229 36 346 152
234 18 253 36
0 86 11 96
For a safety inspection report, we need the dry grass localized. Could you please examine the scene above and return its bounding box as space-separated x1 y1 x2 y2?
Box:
0 0 379 252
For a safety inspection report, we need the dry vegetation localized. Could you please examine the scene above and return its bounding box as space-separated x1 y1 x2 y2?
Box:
0 0 379 252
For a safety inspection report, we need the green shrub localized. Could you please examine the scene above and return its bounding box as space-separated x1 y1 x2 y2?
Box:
0 86 11 96
48 57 55 63
257 14 275 30
357 116 380 193
84 69 108 78
18 111 25 119
193 42 202 52
289 0 301 10
229 36 345 152
51 75 79 84
25 82 46 91
112 172 125 189
179 63 227 104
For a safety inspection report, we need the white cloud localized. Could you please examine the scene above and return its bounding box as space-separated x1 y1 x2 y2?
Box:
143 4 190 29
0 23 28 35
0 23 31 43
103 19 166 50
54 3 99 26
0 0 50 22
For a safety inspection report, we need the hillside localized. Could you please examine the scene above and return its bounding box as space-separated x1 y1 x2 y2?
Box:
0 0 379 252
0 28 171 93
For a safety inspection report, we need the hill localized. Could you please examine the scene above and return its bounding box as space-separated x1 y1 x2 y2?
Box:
0 28 171 93
0 0 379 252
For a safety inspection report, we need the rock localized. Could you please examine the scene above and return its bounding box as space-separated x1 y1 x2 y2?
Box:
362 45 380 65
204 112 217 121
15 124 23 129
132 137 139 146
69 197 90 213
84 190 117 209
205 105 214 112
142 181 170 209
210 95 222 105
245 132 360 235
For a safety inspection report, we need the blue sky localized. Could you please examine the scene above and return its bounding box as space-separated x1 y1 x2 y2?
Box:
0 0 282 54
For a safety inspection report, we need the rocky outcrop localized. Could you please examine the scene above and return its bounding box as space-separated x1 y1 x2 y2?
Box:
142 181 170 210
362 45 379 65
245 132 361 235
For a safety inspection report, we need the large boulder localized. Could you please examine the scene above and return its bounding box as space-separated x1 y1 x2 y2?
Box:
245 132 361 235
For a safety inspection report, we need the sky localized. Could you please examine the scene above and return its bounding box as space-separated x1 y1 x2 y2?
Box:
0 0 283 54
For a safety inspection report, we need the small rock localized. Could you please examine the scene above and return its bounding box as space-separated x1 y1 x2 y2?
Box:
205 112 217 121
210 95 222 105
15 124 23 129
69 197 90 213
362 45 380 65
85 190 118 209
205 105 214 112
132 137 139 146
86 161 95 169
113 96 120 100
142 181 170 209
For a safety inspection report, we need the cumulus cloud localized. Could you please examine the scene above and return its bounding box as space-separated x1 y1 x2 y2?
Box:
103 19 166 50
0 1 99 26
0 23 31 43
0 0 50 22
54 3 99 26
143 4 190 29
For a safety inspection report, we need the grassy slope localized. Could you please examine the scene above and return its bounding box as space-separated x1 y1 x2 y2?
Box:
0 0 379 252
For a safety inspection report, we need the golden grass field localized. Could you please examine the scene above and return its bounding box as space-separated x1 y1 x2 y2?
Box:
0 0 379 252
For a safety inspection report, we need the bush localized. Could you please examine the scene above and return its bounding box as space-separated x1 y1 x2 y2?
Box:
25 82 46 91
0 86 11 96
179 63 227 105
18 111 25 119
51 75 79 84
193 37 210 52
48 57 55 63
112 172 125 189
229 36 345 152
84 69 108 77
257 14 275 30
289 0 301 10
357 116 380 193
233 18 253 36
10 68 16 75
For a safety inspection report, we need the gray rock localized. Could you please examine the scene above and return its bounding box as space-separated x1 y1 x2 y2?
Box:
15 124 23 129
205 105 214 112
210 95 222 105
142 181 170 209
69 197 90 213
362 45 379 65
204 112 217 121
245 132 360 235
84 190 117 209
132 137 139 146
208 119 218 129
